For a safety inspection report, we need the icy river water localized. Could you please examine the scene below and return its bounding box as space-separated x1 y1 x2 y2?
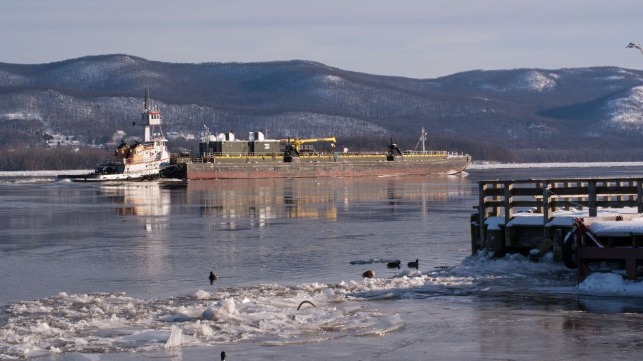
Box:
2 165 643 360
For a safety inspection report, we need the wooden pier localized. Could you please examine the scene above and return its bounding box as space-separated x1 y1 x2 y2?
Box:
471 177 643 282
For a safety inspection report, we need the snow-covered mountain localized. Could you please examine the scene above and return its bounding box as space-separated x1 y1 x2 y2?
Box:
1 55 643 162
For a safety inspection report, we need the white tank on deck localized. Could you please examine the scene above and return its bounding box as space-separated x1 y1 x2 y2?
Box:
249 131 265 141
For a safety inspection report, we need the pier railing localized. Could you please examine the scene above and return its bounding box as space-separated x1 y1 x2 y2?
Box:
472 177 643 281
478 177 643 220
474 177 643 252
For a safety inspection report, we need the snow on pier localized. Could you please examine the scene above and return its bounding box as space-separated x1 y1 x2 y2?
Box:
471 177 643 282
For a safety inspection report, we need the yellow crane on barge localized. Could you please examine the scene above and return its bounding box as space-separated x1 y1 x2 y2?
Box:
280 137 337 162
279 137 337 153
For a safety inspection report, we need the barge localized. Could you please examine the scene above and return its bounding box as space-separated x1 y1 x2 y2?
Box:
164 128 470 180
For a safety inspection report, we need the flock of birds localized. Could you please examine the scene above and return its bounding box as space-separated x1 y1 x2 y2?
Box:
208 258 420 359
208 258 419 284
361 259 419 278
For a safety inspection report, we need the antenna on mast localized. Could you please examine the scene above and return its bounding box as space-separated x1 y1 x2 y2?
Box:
414 127 428 153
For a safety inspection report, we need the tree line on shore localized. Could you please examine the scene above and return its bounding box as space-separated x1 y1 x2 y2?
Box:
0 147 110 171
2 134 641 171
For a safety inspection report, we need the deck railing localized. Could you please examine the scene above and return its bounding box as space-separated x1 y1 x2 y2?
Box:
474 177 643 251
478 177 643 223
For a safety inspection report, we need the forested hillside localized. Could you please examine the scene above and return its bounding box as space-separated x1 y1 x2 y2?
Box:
1 55 643 169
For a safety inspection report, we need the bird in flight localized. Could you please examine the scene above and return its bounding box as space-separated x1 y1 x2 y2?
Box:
626 42 643 55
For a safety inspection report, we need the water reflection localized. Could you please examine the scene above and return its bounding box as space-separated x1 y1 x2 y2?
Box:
185 175 473 228
61 176 475 288
577 295 643 313
99 182 171 218
98 182 172 276
187 178 339 224
101 182 172 234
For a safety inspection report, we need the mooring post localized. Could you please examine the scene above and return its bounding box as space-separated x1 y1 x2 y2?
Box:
637 179 643 214
478 181 486 250
504 181 512 247
578 258 591 283
542 180 550 229
588 180 597 217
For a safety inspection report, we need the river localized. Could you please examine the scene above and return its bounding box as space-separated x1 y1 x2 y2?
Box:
1 165 643 360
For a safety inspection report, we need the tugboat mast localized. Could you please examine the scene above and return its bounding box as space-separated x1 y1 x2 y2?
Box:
141 90 165 143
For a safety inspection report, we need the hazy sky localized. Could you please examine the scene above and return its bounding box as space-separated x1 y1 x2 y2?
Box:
1 0 642 78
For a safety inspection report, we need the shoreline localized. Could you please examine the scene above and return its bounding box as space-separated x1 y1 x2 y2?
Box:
4 161 643 177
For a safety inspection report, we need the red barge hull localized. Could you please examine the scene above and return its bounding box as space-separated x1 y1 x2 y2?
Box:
178 155 470 180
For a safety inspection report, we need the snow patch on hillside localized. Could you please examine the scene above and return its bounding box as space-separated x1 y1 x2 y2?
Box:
480 71 557 92
601 75 626 81
131 69 164 80
0 71 26 86
323 75 343 84
0 112 43 122
51 55 142 84
523 71 558 91
604 86 643 129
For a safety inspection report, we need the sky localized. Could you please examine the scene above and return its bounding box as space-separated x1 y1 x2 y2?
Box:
1 0 643 79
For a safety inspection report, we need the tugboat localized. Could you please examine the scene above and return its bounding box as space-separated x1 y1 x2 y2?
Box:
66 92 170 182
